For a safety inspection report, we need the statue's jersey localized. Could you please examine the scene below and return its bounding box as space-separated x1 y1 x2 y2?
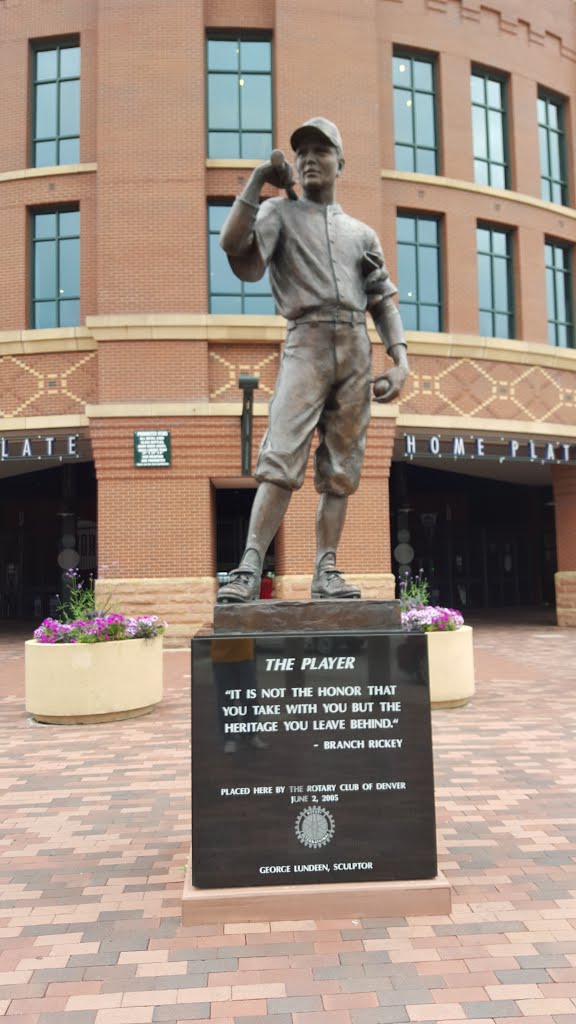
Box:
227 196 397 321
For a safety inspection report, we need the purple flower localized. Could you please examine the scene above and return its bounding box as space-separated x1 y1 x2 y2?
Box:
32 610 167 645
401 606 464 633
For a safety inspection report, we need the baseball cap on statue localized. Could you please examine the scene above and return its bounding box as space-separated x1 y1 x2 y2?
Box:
290 117 344 158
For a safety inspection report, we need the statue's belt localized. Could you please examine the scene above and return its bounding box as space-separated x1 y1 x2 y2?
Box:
286 308 366 328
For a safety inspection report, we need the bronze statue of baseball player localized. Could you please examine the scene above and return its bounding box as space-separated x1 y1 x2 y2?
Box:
217 117 409 603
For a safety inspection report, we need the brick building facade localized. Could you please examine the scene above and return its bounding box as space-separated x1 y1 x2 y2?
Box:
0 0 575 641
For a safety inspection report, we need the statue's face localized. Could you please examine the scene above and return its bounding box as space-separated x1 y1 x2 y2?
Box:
295 139 343 192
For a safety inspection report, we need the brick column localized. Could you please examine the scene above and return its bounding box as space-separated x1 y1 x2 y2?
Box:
445 210 478 335
516 225 548 343
439 53 474 182
95 0 206 313
274 0 380 227
552 465 576 627
90 416 218 646
509 74 540 198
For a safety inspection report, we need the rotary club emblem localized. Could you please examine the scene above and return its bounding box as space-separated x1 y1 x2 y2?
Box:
295 806 336 848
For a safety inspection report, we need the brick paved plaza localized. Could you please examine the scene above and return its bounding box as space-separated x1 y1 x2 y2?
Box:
1 623 575 1024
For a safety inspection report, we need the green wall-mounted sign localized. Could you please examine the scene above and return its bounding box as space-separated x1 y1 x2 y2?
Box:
134 430 171 468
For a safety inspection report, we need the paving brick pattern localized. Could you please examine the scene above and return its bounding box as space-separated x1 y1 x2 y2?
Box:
1 622 575 1024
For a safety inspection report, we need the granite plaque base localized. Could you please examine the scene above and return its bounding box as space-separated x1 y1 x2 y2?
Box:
191 629 439 892
182 857 451 924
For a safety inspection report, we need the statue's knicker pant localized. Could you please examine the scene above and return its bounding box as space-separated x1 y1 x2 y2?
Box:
255 320 372 497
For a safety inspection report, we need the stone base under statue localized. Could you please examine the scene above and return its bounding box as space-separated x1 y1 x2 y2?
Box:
213 597 401 634
182 852 450 924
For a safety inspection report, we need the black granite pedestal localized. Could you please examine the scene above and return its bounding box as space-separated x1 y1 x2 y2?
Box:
183 600 451 922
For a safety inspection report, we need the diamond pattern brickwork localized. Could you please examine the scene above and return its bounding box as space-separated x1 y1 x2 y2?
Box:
0 352 97 418
399 355 576 424
209 346 279 400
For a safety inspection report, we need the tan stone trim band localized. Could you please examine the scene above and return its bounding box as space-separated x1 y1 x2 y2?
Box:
85 401 398 419
206 158 261 169
0 326 96 356
273 574 396 602
214 165 576 220
398 413 576 440
0 414 89 431
86 401 265 418
81 316 576 372
404 332 576 371
381 169 576 221
85 313 286 342
95 575 216 586
0 163 97 184
2 318 572 374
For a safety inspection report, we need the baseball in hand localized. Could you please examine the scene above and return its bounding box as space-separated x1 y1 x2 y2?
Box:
373 377 391 399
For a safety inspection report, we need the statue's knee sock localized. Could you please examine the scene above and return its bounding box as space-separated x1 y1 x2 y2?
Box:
316 550 336 574
315 493 348 573
238 481 292 575
240 547 263 575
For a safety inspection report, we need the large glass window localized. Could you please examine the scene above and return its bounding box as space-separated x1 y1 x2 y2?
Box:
545 241 573 348
207 35 272 159
471 69 508 189
396 214 442 331
32 41 80 167
477 224 514 338
538 91 568 206
208 203 274 314
393 51 438 175
31 208 80 328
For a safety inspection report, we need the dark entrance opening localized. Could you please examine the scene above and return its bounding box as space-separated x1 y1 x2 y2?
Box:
214 487 276 578
390 463 556 612
0 462 97 623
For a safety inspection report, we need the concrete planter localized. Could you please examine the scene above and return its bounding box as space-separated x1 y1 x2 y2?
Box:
24 636 163 724
427 625 475 708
